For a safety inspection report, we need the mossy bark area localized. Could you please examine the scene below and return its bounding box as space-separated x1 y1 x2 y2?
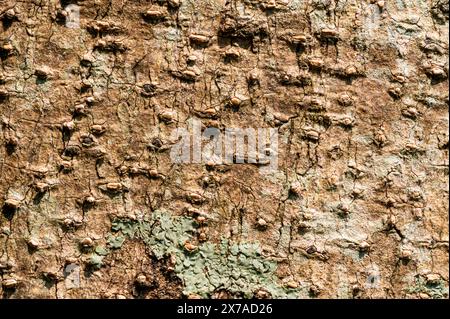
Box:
0 1 448 299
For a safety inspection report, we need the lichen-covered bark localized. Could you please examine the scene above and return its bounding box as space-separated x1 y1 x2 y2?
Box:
0 0 448 299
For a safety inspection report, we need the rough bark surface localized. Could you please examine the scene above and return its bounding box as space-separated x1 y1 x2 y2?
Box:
0 0 448 299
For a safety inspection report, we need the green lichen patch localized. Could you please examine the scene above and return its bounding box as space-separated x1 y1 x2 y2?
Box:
94 246 109 256
407 276 449 299
107 210 300 298
106 234 125 249
87 253 105 270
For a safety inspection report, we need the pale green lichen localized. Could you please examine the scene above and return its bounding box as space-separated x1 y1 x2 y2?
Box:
87 253 105 270
407 276 449 299
94 246 109 256
106 234 125 249
106 210 301 298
